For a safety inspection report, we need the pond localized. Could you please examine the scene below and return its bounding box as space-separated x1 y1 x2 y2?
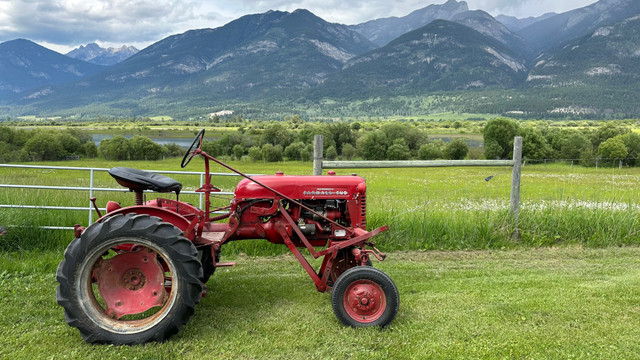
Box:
429 136 483 148
92 134 193 148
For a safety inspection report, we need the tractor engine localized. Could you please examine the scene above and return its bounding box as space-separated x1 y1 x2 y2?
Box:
229 172 367 245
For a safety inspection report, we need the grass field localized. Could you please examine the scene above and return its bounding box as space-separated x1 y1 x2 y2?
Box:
2 159 640 252
2 158 640 358
2 247 640 359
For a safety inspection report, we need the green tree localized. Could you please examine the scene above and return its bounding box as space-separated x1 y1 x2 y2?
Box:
341 143 356 160
261 123 294 148
129 135 163 160
0 127 16 144
325 145 338 160
162 143 184 158
54 131 82 155
356 131 388 160
387 139 410 160
483 118 519 159
445 139 468 160
232 144 246 160
248 146 262 162
24 132 64 160
262 143 283 162
620 133 640 166
217 133 244 156
201 140 222 157
580 146 597 167
0 141 12 162
559 132 592 160
301 144 314 162
298 124 336 151
592 123 630 147
83 142 98 158
99 136 131 160
380 123 408 142
598 137 628 165
519 127 552 160
418 141 444 160
284 142 306 161
327 123 355 154
483 140 503 160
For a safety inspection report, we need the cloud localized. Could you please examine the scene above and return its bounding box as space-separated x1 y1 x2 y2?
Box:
212 0 595 24
0 0 598 51
222 0 449 24
0 0 226 49
466 0 596 17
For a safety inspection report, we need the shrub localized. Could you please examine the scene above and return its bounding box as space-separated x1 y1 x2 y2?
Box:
445 139 468 160
232 144 245 160
387 139 410 160
418 141 444 160
483 118 518 159
284 142 306 161
248 146 262 162
356 131 388 160
262 143 283 162
325 146 338 160
598 137 628 164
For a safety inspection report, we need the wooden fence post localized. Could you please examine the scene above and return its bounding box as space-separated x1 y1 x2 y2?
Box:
313 135 323 175
510 136 523 240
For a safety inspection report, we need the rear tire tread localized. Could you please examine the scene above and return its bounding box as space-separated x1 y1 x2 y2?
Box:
56 213 203 345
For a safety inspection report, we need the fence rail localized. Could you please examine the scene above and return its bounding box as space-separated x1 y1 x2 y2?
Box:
313 135 524 238
322 160 514 169
0 164 244 230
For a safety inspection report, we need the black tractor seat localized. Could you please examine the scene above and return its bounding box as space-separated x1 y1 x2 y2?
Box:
108 167 182 194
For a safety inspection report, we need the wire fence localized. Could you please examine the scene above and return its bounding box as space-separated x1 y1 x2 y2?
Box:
522 157 637 168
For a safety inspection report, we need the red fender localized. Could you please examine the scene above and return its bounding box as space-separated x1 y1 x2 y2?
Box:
97 206 192 238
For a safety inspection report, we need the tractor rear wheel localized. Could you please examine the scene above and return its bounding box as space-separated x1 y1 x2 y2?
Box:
56 213 203 344
331 266 399 328
199 247 220 284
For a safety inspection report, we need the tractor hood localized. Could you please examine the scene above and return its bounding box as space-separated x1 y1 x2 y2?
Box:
234 173 366 200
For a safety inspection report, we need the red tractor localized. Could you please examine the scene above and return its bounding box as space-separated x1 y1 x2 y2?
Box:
56 130 399 344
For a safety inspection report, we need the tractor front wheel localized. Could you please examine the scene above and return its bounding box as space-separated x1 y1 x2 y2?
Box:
56 214 203 344
331 266 399 328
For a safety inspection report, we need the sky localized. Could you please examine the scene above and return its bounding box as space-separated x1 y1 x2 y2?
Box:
0 0 598 54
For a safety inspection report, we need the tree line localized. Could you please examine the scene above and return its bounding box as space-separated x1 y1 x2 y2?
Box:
199 120 470 162
483 118 640 166
1 118 639 166
0 128 183 162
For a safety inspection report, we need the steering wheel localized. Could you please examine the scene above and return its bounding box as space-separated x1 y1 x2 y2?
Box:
181 129 206 168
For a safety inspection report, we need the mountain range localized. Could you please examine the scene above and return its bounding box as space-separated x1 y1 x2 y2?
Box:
1 0 639 118
66 43 139 66
0 39 104 99
314 20 527 97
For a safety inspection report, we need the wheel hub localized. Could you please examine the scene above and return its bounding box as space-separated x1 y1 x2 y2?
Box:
123 269 146 290
344 280 385 322
92 248 167 319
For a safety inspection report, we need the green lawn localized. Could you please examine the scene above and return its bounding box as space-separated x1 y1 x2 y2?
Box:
2 247 640 359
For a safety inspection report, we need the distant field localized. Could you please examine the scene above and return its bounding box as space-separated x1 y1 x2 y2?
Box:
12 125 239 138
1 159 640 252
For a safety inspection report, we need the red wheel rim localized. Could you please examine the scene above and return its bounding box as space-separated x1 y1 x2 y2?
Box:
343 279 386 323
91 247 168 320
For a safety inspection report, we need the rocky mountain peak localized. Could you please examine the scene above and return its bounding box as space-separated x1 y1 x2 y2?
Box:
66 43 139 66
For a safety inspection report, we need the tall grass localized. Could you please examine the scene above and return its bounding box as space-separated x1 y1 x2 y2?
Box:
2 159 640 253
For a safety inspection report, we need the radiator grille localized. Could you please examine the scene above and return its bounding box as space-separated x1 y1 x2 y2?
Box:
360 194 367 229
